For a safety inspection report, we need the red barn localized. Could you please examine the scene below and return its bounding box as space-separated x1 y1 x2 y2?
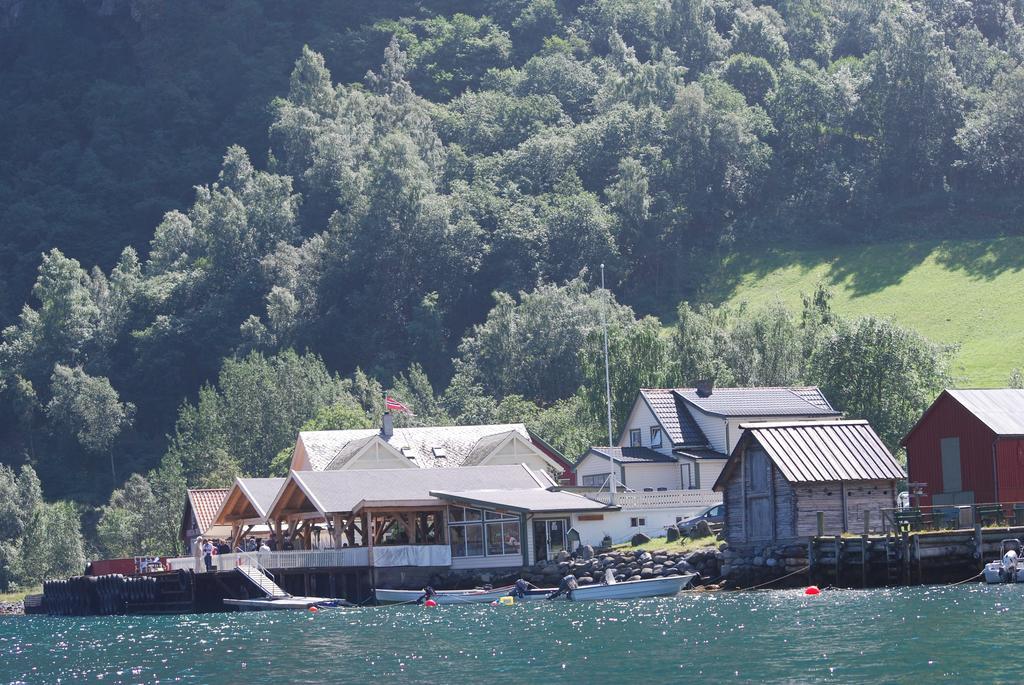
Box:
903 389 1024 506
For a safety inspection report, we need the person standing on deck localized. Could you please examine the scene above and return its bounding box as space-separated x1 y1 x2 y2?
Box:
201 539 214 572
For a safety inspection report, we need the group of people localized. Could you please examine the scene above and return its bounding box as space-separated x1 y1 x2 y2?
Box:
194 535 274 572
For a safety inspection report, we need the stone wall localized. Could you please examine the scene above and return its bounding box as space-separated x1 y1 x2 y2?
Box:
415 546 725 590
720 540 810 587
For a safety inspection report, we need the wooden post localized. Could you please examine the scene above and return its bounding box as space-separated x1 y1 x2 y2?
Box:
817 511 825 537
901 530 911 584
974 524 984 571
913 533 922 583
834 535 842 586
807 536 816 585
863 510 871 535
861 534 868 588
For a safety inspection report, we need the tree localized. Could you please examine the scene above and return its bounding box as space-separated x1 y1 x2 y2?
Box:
45 365 134 481
96 474 159 559
721 54 779 104
669 302 735 386
269 400 375 475
810 316 954 448
956 67 1024 187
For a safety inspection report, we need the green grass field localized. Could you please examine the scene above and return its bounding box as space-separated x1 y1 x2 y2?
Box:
711 236 1024 387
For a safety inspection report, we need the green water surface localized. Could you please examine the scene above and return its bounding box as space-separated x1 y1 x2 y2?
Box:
0 585 1016 684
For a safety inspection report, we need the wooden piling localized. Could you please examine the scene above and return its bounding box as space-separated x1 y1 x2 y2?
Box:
834 535 842 585
817 512 825 537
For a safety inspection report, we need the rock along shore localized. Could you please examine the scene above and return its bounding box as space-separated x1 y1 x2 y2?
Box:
0 600 24 616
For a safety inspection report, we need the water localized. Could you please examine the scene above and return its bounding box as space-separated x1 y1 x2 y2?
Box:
1 585 1017 684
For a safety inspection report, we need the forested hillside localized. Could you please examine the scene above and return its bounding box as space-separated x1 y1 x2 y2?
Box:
1 0 1023 576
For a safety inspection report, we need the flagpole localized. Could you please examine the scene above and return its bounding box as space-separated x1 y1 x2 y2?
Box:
601 264 617 506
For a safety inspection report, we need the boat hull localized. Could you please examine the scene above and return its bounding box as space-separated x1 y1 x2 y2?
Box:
525 573 697 601
375 585 516 605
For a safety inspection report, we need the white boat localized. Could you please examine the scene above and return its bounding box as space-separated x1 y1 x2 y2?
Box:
983 539 1024 583
526 572 697 601
223 596 353 611
374 585 516 604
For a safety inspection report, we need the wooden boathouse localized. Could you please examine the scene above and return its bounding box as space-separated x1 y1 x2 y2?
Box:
714 420 906 542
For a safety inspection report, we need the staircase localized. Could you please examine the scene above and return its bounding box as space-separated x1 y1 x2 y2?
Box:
236 563 289 598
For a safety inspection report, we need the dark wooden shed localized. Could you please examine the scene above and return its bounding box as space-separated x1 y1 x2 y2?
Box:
903 389 1024 506
713 420 906 542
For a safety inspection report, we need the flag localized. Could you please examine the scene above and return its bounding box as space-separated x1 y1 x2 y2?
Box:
385 396 413 414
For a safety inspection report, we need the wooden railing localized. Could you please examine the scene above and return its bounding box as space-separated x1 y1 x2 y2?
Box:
164 545 453 571
881 501 1024 533
589 489 722 510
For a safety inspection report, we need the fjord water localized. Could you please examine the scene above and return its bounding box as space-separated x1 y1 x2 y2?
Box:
1 584 1016 684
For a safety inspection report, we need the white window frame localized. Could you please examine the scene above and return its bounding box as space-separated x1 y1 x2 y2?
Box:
650 426 663 448
580 473 611 487
629 429 642 446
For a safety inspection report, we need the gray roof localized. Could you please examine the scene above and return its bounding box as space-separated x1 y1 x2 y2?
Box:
430 489 613 513
287 464 553 514
946 389 1024 436
674 448 729 460
639 389 706 446
715 420 905 490
298 423 535 470
676 387 840 418
584 446 678 464
237 478 286 518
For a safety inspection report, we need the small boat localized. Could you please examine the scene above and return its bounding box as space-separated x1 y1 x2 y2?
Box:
526 572 697 601
983 539 1024 583
224 596 354 611
374 585 516 605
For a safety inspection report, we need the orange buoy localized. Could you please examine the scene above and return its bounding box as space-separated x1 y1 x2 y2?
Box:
804 586 820 596
424 599 438 607
308 606 319 612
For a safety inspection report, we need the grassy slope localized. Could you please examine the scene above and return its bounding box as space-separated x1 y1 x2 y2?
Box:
711 237 1024 387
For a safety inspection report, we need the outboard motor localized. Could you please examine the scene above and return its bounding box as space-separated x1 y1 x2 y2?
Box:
1002 549 1019 582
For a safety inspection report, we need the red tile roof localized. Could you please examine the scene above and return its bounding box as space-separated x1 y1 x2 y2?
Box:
187 488 229 534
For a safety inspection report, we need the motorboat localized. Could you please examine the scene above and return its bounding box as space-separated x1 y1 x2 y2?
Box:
374 585 516 604
525 572 697 601
983 539 1024 583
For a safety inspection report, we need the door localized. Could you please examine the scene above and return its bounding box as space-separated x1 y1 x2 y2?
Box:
532 519 568 561
745 449 773 541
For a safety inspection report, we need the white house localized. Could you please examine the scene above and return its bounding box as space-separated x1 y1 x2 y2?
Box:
287 413 574 481
575 383 841 539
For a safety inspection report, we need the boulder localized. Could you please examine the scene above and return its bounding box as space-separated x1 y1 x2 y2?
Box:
665 526 681 543
664 567 681 576
640 567 655 578
577 575 595 585
557 550 571 562
637 551 653 563
653 555 668 565
631 533 651 547
628 574 642 582
694 520 715 538
581 545 595 561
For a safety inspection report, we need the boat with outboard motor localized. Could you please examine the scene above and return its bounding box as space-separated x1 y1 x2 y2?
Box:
374 571 696 604
983 539 1024 583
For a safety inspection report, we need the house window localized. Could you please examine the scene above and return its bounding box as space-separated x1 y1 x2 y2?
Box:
630 517 647 527
449 506 518 557
629 429 642 446
650 426 663 448
580 473 611 487
681 463 695 490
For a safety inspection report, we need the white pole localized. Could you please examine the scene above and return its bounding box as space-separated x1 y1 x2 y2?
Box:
601 264 617 505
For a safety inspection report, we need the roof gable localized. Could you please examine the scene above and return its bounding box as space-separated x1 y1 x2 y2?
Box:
186 488 229 534
714 420 905 490
946 389 1024 436
632 389 706 446
270 464 551 517
298 423 536 470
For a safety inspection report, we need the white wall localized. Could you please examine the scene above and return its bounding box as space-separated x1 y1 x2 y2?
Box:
698 460 727 490
621 463 681 490
571 510 698 546
576 453 614 484
480 435 553 473
724 416 836 454
617 397 673 456
689 409 728 453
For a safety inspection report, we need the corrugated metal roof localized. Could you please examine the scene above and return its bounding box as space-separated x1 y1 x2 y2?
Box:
430 488 612 513
287 464 550 514
947 389 1024 436
728 420 905 484
676 387 840 417
187 488 229 534
639 389 706 445
299 423 536 470
585 446 678 464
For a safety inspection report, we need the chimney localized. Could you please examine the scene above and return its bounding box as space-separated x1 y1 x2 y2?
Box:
382 411 394 438
695 379 714 398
